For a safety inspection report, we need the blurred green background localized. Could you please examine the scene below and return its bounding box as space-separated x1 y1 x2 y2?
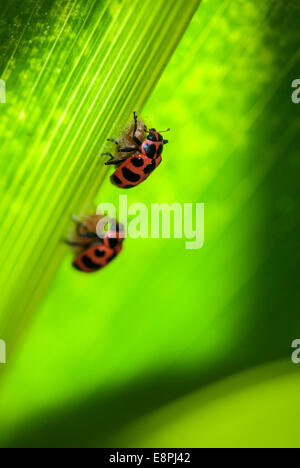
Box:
0 0 300 448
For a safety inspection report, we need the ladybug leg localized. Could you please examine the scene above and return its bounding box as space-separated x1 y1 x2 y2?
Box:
118 146 140 153
133 111 142 146
133 111 138 133
71 215 96 239
64 239 91 247
76 229 97 238
76 224 96 239
105 146 141 159
105 158 127 166
133 136 142 146
100 152 114 159
105 145 140 154
101 153 128 165
107 138 119 145
100 152 126 165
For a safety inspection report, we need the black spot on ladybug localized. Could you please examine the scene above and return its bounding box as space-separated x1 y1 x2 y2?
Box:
156 144 163 157
147 133 158 142
82 255 100 270
73 262 83 271
122 167 141 182
111 174 122 185
123 184 135 189
108 237 118 248
131 156 144 167
158 133 163 142
143 143 156 159
94 248 105 257
144 160 156 174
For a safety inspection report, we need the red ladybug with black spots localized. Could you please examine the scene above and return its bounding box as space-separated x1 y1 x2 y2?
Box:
101 112 169 189
65 215 125 273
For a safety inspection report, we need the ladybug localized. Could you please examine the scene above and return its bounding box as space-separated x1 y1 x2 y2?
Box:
101 112 169 189
65 215 124 273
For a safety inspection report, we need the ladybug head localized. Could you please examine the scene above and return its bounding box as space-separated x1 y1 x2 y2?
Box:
147 128 170 144
147 129 160 142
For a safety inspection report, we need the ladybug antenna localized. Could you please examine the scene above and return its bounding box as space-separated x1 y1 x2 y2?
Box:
158 128 170 133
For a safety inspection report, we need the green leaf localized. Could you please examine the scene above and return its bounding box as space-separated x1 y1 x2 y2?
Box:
107 360 300 448
0 0 200 353
0 0 300 448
